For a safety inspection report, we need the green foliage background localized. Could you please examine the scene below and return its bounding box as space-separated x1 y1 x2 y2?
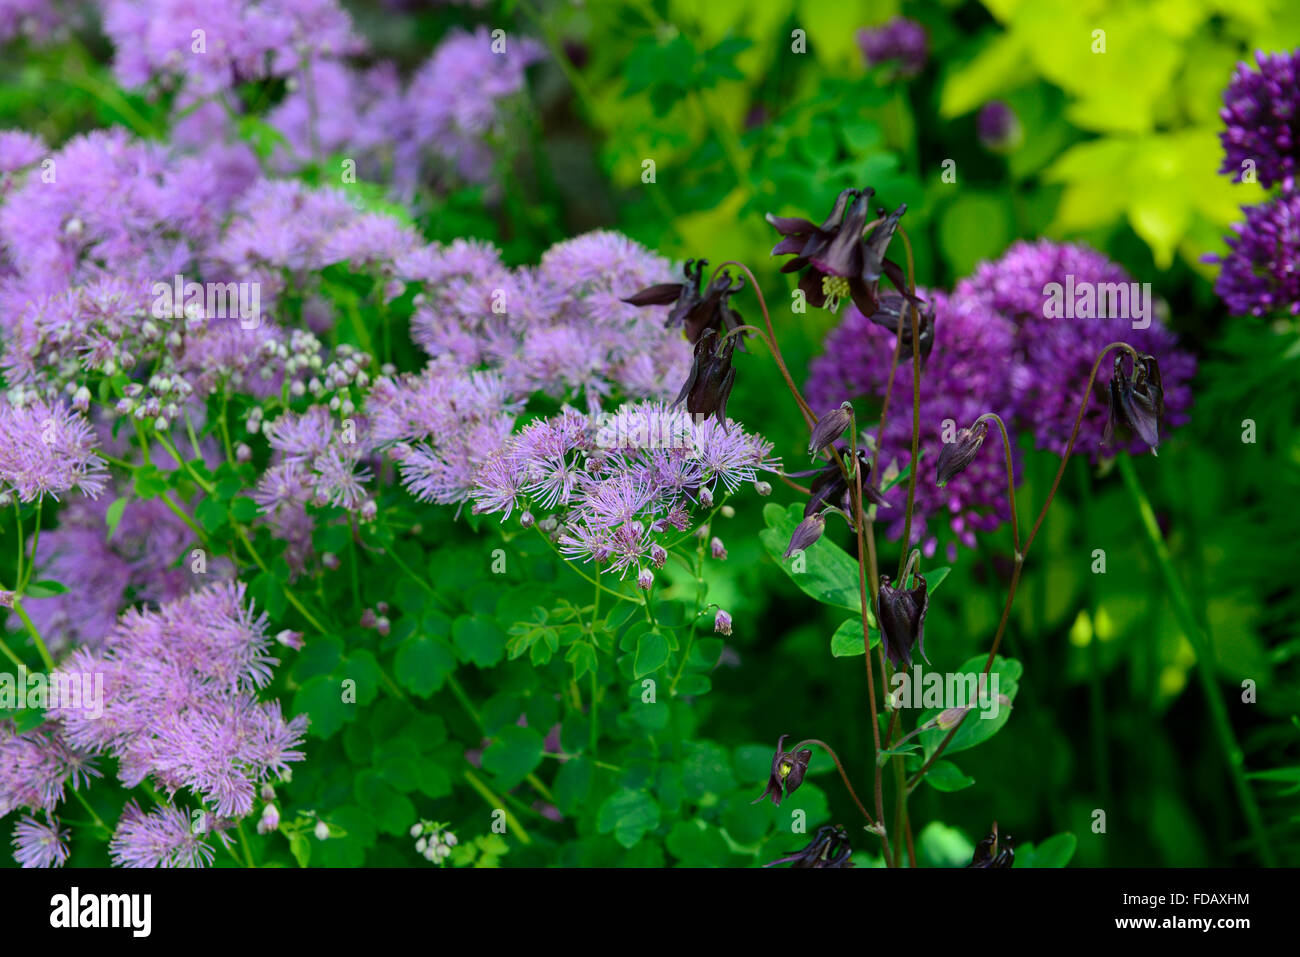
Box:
2 0 1297 867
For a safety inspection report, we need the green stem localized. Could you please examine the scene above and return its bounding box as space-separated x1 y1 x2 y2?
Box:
1117 455 1274 867
12 600 54 670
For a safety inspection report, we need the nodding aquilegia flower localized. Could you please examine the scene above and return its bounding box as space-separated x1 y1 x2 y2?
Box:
765 824 855 868
767 187 911 317
752 734 812 807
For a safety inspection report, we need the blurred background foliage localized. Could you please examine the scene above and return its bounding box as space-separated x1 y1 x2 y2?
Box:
1 0 1296 866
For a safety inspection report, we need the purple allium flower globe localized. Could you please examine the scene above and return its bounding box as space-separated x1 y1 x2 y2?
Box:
977 101 1023 153
1218 49 1300 190
1206 194 1300 317
956 240 1195 460
808 291 1020 559
857 17 928 78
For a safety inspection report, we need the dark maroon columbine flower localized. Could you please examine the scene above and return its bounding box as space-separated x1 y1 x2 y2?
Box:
935 420 988 487
751 734 812 807
673 328 737 425
968 822 1014 868
1103 352 1164 453
767 189 909 317
877 572 928 669
765 824 855 868
621 259 745 345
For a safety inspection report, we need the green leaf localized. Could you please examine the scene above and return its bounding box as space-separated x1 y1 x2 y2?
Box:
830 616 878 657
195 496 228 534
633 630 670 678
23 580 68 598
293 675 351 739
1016 832 1077 868
597 789 660 849
289 832 312 868
565 641 597 681
394 634 456 697
681 740 737 800
666 820 730 866
922 759 976 792
759 503 875 617
230 496 259 522
353 770 416 836
104 498 128 541
452 615 507 668
248 572 286 620
919 656 1022 759
481 725 545 790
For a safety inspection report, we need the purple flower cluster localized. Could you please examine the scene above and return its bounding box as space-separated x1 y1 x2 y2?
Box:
1218 49 1299 190
472 401 778 579
53 582 307 824
856 17 928 77
956 241 1194 460
809 241 1196 556
372 231 694 506
1208 192 1300 317
1207 50 1300 319
809 291 1018 559
101 0 363 95
0 399 106 503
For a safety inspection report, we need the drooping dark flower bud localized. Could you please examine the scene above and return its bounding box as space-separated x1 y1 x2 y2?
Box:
673 329 737 425
764 824 855 868
1103 352 1164 454
968 822 1015 868
935 420 988 487
683 270 746 345
751 734 812 807
808 403 854 459
877 573 928 669
784 513 826 558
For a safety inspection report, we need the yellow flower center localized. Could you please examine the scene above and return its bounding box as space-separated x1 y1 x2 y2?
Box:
780 762 792 778
822 275 851 312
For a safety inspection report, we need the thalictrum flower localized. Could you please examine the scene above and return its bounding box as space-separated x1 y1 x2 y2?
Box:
751 734 812 807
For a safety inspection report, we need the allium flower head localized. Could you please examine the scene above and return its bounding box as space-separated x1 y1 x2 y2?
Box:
1206 194 1300 317
1218 49 1300 190
809 291 1019 557
857 17 928 77
956 240 1194 462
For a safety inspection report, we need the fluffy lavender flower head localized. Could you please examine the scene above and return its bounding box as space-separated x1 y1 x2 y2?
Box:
0 130 45 174
0 400 106 501
405 27 542 184
857 17 928 77
11 814 69 868
956 240 1195 460
53 583 308 819
110 801 214 868
1218 49 1300 190
0 724 100 818
808 291 1019 559
1206 194 1300 317
101 0 363 94
475 401 778 575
